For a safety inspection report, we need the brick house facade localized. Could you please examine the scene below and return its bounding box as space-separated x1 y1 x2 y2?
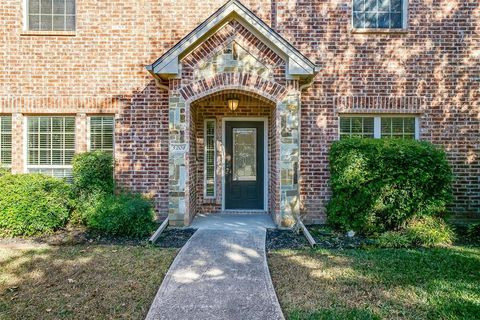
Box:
0 0 478 226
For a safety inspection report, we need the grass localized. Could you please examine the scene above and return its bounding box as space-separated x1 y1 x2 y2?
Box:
269 246 480 320
0 243 177 319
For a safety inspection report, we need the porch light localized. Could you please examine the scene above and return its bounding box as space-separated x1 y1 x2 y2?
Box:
227 98 239 111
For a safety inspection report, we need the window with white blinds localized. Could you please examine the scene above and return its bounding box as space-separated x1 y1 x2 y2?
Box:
340 115 418 140
381 117 416 139
339 117 374 139
27 0 76 31
204 120 216 198
27 116 75 179
89 116 114 154
0 116 12 166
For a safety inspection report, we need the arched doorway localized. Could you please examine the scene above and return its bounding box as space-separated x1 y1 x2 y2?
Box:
190 90 275 216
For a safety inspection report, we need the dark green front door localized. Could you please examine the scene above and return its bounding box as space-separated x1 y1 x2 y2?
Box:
225 121 264 210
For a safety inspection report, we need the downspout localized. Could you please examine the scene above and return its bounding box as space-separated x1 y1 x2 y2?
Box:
299 77 315 92
146 65 169 241
296 77 317 247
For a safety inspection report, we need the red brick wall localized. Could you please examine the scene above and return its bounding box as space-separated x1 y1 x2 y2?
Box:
115 83 169 217
1 0 478 220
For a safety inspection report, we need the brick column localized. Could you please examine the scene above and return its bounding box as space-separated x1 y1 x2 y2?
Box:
75 113 88 153
11 113 24 174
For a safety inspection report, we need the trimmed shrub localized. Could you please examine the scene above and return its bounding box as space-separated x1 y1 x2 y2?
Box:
376 231 411 248
327 138 453 234
72 151 114 196
80 192 156 237
0 174 72 237
405 216 455 247
72 151 156 237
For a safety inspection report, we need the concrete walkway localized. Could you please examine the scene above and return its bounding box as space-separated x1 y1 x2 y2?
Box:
146 214 284 320
190 212 276 230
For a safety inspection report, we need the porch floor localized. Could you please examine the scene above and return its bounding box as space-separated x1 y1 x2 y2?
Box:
190 213 276 231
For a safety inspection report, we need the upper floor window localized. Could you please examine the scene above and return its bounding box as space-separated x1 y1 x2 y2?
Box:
27 0 75 31
353 0 405 29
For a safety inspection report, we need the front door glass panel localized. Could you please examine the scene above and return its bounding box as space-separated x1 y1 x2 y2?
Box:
232 128 256 181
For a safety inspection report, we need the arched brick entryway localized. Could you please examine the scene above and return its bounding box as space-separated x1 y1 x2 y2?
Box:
168 78 302 227
147 1 317 226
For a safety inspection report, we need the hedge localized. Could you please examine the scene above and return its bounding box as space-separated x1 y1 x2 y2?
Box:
327 138 453 234
0 174 72 237
79 192 156 237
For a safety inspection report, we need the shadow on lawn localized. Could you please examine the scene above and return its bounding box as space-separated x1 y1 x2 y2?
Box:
0 244 175 320
269 246 480 320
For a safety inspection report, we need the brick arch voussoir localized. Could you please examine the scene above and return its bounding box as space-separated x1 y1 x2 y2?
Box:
180 73 287 104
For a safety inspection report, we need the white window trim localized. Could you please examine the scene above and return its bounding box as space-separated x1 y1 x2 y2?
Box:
351 0 409 31
338 114 420 140
204 119 217 199
87 115 116 155
23 116 76 174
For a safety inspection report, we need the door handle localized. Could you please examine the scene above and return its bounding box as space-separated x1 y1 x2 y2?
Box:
225 154 231 175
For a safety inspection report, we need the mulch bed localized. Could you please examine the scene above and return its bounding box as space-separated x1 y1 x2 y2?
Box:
1 225 198 248
33 227 148 246
266 226 373 251
309 226 374 249
266 229 310 251
153 228 197 248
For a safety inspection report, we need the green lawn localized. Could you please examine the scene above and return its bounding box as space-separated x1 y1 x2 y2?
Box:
0 243 176 319
269 246 480 320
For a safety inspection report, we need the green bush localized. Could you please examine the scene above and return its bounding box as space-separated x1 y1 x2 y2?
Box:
72 151 114 196
405 216 455 247
72 151 156 237
327 138 453 234
80 192 156 237
467 223 480 242
0 174 72 237
376 217 454 248
376 231 411 248
0 166 10 177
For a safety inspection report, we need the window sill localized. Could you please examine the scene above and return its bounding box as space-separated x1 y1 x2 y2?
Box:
20 30 76 37
351 28 408 34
